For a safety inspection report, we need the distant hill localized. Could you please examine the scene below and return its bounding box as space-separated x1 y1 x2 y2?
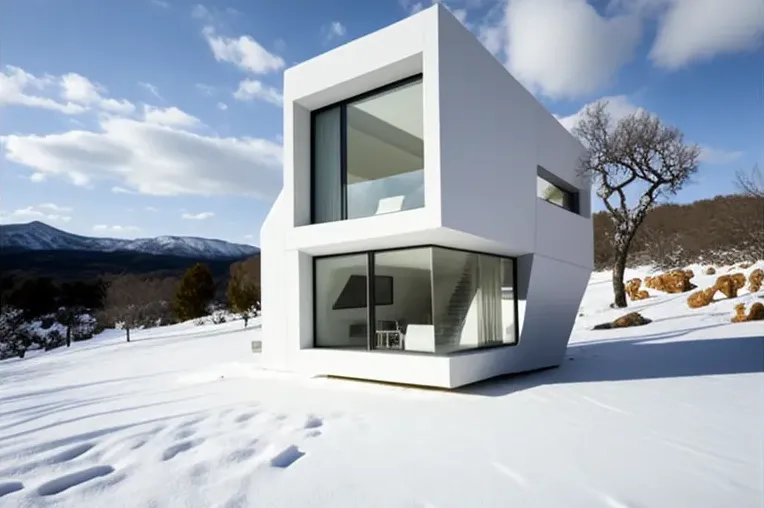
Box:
0 221 259 259
594 194 763 270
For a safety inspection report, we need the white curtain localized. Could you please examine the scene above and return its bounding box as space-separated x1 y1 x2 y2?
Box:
477 255 503 345
313 107 343 223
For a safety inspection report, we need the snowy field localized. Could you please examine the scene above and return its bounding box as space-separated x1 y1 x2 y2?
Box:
1 263 762 508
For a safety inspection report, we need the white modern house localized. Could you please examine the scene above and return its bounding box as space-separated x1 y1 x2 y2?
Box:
259 4 593 389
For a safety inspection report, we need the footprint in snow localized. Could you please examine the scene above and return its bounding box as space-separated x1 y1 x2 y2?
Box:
161 439 204 461
0 482 24 498
37 465 115 496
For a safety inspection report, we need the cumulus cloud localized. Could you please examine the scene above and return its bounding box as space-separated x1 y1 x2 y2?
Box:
217 102 228 111
0 204 73 224
202 26 285 75
0 66 87 114
2 114 283 199
648 0 764 68
182 212 215 220
0 66 135 115
233 79 283 105
554 95 641 132
500 0 642 99
143 105 202 128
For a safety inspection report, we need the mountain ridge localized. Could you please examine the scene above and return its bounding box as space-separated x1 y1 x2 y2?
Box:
0 221 259 259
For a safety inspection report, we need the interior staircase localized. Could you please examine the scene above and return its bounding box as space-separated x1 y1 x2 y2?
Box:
435 259 477 347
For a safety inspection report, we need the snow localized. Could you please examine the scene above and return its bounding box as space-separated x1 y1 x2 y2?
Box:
1 263 762 508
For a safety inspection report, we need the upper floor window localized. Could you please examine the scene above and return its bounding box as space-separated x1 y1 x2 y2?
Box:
537 168 578 213
311 75 425 224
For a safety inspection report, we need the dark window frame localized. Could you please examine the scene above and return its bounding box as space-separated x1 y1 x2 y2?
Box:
310 73 424 225
536 166 580 214
311 245 520 356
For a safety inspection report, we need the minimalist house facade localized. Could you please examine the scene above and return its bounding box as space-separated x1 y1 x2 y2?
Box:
259 4 593 389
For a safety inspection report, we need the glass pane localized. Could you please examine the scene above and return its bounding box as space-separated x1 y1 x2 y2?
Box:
373 248 434 352
432 248 480 353
432 248 515 352
313 107 343 223
537 176 573 210
315 254 368 348
346 79 425 220
500 258 517 344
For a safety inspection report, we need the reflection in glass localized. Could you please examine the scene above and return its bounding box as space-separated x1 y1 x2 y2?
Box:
315 254 368 348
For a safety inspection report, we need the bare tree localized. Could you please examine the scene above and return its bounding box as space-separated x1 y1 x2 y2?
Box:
574 100 701 307
735 164 764 198
104 274 145 342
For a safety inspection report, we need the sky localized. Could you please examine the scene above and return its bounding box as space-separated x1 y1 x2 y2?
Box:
0 0 762 246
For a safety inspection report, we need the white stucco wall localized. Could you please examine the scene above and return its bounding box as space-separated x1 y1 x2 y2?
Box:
258 4 593 388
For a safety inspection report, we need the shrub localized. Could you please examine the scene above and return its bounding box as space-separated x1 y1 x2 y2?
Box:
644 270 695 293
748 269 763 293
687 287 717 309
731 302 764 323
593 312 652 330
704 266 716 275
625 278 649 301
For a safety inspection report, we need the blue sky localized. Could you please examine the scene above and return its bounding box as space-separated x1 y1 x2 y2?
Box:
1 0 762 246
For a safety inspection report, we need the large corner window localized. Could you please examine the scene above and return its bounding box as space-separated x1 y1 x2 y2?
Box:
537 167 579 213
314 247 517 353
311 75 425 224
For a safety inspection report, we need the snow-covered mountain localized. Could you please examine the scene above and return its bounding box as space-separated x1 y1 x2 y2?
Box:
0 221 259 259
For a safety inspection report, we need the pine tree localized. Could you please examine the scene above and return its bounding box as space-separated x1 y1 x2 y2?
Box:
173 263 216 321
227 273 260 327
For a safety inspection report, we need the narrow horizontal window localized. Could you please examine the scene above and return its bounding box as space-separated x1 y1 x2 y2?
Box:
537 174 578 213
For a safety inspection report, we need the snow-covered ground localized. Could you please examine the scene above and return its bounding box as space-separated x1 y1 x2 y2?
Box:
1 263 762 508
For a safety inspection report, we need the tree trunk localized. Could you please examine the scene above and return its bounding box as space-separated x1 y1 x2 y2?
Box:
126 327 131 342
243 315 249 328
66 326 71 347
612 249 628 308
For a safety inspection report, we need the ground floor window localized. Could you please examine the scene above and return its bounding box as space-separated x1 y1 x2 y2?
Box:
313 246 517 353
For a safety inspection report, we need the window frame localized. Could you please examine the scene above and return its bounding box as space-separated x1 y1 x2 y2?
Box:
310 73 424 224
311 245 520 355
536 166 580 214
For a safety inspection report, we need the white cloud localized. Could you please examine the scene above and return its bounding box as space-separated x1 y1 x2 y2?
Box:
217 102 228 111
151 0 170 7
649 0 764 69
499 0 642 99
400 0 426 15
60 73 136 115
139 82 163 100
0 66 136 116
143 105 202 128
38 202 73 212
111 186 135 194
322 21 347 42
0 66 87 114
202 26 285 74
554 95 641 132
1 114 283 199
93 224 141 233
699 146 744 165
0 204 72 224
145 206 160 212
233 79 283 105
182 212 215 220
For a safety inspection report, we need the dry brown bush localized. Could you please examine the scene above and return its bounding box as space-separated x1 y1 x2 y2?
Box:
687 287 717 309
645 270 695 293
714 275 738 299
625 278 650 301
593 312 652 330
731 302 764 323
704 266 716 275
731 273 747 290
748 269 764 293
739 263 752 269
